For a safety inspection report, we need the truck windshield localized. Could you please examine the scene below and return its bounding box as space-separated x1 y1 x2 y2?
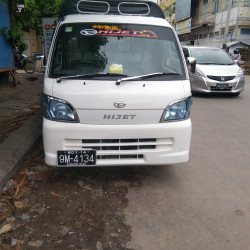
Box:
50 23 185 80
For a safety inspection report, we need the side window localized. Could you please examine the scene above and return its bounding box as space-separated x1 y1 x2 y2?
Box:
183 48 189 60
51 36 63 72
163 41 182 74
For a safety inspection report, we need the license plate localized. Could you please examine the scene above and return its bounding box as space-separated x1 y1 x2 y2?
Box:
216 83 229 89
57 150 96 166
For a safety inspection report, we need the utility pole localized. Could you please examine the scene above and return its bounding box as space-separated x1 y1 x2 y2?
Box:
222 0 233 49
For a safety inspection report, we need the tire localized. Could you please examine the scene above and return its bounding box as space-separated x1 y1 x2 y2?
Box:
23 61 35 74
15 62 22 69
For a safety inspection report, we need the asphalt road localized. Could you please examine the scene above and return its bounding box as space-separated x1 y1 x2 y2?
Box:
125 76 250 250
2 75 249 249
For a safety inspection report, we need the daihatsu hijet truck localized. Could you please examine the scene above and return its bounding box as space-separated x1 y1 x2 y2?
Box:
42 0 193 167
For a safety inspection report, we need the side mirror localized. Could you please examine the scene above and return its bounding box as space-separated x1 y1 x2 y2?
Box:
187 57 196 73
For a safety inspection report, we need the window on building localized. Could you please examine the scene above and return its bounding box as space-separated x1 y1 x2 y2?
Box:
232 0 240 7
203 0 208 20
244 0 250 6
214 0 222 12
225 0 229 9
191 0 199 17
241 28 250 34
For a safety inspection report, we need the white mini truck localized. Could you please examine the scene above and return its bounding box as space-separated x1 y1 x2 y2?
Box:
42 0 193 167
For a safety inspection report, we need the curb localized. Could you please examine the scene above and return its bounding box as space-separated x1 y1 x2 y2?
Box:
0 110 43 190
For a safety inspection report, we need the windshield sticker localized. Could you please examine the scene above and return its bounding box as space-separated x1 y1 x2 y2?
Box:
79 26 158 39
80 29 98 36
97 29 158 38
109 64 123 74
92 25 121 31
65 27 73 32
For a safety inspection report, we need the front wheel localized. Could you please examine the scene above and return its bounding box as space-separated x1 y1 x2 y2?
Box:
23 61 34 74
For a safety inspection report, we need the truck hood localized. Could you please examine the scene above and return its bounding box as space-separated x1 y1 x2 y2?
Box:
51 79 189 125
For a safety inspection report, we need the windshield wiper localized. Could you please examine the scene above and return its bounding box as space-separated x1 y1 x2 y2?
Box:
56 73 127 83
199 63 230 65
198 63 214 65
116 72 180 85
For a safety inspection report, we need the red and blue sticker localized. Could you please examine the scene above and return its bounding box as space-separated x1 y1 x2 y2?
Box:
80 25 158 39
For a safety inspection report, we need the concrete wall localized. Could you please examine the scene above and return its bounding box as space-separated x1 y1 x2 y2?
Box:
23 31 31 56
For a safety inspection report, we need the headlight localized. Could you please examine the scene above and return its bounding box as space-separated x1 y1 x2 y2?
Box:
194 68 206 77
236 68 243 78
161 97 193 122
41 94 79 122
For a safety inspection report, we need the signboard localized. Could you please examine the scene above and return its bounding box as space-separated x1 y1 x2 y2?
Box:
42 18 57 59
0 0 14 70
176 18 192 35
175 0 191 23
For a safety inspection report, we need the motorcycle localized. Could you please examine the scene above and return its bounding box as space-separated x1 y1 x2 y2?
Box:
14 52 35 74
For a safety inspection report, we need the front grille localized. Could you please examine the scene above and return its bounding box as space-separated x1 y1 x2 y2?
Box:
210 86 232 91
207 75 235 81
96 154 144 160
82 138 157 151
64 138 173 161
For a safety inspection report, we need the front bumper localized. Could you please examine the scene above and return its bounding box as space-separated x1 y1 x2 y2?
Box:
43 118 192 167
190 75 245 94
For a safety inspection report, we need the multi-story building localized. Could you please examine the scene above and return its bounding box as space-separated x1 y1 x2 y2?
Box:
158 0 176 24
158 0 250 50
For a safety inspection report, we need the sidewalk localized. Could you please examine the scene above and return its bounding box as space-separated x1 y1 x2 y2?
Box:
0 71 44 189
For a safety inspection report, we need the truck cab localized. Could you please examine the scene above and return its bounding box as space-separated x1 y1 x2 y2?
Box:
42 0 193 167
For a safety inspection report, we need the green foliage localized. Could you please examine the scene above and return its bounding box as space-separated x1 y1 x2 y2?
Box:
8 0 28 51
7 0 65 51
0 27 9 36
24 0 65 33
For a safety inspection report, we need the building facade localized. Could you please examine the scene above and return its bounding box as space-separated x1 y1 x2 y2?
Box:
158 0 250 49
158 0 176 24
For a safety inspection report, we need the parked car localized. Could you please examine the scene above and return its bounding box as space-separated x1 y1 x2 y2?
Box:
182 46 245 96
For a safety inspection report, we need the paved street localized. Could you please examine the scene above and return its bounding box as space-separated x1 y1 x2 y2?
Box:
0 75 249 250
125 75 250 250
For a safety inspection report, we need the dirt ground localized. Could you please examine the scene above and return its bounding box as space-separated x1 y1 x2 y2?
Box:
0 111 35 144
0 73 134 249
0 73 43 144
0 142 136 250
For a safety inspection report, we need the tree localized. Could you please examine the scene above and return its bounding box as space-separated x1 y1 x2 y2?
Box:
6 0 28 52
5 0 65 51
24 0 65 33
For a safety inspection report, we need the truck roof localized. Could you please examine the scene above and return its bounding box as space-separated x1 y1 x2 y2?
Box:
59 0 165 19
61 14 171 28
